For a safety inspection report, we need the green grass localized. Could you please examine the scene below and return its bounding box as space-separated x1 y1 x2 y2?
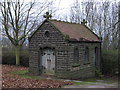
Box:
73 80 98 85
73 82 89 85
20 75 40 79
11 70 28 75
11 70 41 79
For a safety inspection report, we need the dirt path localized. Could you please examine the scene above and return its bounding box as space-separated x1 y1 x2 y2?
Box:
62 79 118 88
63 82 118 88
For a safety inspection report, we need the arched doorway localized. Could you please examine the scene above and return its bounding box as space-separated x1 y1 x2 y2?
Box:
41 48 55 74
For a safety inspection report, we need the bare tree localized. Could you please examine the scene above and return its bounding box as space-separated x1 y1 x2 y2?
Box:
68 0 119 50
69 0 82 23
0 0 52 65
109 2 119 49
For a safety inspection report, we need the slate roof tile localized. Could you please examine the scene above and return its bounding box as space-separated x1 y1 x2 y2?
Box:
49 20 100 42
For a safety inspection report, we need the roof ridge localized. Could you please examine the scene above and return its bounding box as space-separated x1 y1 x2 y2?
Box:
49 19 81 25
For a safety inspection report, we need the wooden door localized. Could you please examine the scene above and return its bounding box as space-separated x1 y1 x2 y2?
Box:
41 49 55 74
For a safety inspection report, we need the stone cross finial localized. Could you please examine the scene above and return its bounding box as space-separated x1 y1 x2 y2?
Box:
81 19 87 25
43 12 52 19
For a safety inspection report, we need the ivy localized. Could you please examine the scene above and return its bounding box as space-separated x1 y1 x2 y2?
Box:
95 68 104 78
64 35 70 41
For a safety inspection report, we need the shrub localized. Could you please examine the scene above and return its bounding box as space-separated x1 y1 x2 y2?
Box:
2 49 16 65
101 49 118 75
2 48 29 67
20 51 29 67
95 68 104 78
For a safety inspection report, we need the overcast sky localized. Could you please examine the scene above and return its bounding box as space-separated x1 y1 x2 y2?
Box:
54 0 119 9
19 0 120 8
0 0 119 39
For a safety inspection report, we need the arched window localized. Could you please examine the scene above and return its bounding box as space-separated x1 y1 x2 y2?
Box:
85 47 89 61
45 31 50 37
95 47 98 66
74 47 79 63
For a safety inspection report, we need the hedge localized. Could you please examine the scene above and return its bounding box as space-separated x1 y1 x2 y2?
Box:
101 49 118 75
2 48 118 75
2 48 29 67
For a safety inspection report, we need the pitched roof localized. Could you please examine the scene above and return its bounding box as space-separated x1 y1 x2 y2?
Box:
49 20 101 42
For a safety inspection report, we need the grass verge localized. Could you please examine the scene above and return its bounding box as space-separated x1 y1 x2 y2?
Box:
71 77 118 86
11 70 40 79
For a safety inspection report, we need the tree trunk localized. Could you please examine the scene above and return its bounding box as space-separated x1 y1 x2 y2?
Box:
15 46 20 65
